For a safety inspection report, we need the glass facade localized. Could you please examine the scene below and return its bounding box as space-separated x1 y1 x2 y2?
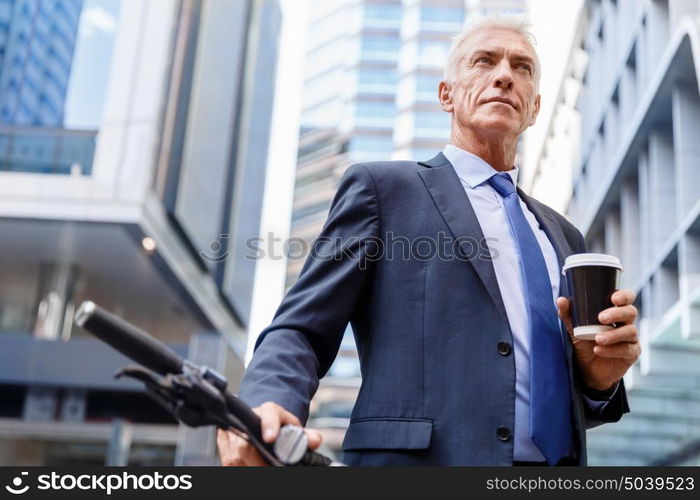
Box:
0 0 119 175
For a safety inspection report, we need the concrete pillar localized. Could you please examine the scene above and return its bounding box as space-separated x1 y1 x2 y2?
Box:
680 233 700 340
647 130 677 256
604 207 622 261
175 332 228 466
620 55 637 123
672 83 700 219
620 177 641 287
106 418 132 466
636 14 648 89
32 262 78 341
637 149 652 269
648 0 670 70
653 260 680 316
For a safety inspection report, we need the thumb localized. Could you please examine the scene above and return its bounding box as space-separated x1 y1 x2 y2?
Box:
556 297 574 337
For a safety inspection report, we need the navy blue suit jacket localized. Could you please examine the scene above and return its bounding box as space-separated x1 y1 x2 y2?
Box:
238 153 630 466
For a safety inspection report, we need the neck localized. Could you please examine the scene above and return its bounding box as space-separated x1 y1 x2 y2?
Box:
450 127 519 172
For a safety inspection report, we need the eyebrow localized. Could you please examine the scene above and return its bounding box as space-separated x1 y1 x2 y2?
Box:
469 49 535 66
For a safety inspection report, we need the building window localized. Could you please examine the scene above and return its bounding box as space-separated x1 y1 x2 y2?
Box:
414 109 450 129
418 40 450 66
358 67 397 92
363 3 401 24
419 6 463 26
360 35 400 60
356 100 395 118
416 73 442 94
348 135 393 153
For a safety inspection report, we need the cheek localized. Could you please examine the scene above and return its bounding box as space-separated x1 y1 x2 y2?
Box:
521 85 536 116
522 100 530 119
456 79 481 109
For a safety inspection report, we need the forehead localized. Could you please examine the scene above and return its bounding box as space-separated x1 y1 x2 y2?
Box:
461 27 536 59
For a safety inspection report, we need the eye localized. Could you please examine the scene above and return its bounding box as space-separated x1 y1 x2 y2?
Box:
475 56 493 65
516 63 532 74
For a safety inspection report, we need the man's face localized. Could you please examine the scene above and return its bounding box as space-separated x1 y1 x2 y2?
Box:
439 28 541 139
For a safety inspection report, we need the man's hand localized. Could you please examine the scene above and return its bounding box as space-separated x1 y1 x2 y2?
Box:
216 401 323 466
556 289 641 391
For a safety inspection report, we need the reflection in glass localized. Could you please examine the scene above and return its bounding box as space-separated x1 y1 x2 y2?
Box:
0 0 120 175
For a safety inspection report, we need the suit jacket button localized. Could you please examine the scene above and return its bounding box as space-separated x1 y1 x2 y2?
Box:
497 427 511 441
497 341 511 356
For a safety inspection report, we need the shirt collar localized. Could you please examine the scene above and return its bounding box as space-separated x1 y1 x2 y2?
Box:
442 143 519 189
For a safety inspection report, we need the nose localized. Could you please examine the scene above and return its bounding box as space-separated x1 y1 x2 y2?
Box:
493 59 514 90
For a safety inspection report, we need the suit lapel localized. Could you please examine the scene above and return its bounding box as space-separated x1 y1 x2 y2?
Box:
418 153 508 321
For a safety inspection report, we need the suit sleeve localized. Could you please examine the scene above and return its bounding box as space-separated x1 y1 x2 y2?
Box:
237 164 380 423
573 229 632 430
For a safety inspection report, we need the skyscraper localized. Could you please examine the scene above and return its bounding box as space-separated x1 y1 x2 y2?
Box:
0 0 83 126
0 0 91 176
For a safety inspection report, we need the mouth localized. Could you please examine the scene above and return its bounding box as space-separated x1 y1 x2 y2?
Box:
483 97 518 110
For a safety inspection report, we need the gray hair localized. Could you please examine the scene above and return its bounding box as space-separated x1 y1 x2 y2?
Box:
443 13 540 89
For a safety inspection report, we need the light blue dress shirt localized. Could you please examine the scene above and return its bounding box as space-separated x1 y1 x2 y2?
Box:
442 144 617 462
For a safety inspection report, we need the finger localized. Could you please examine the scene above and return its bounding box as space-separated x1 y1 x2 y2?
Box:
257 403 301 443
237 437 267 466
257 403 281 443
278 407 302 427
594 325 638 346
216 429 231 464
217 430 244 466
305 428 323 450
598 304 637 325
593 342 641 360
556 297 573 332
611 289 636 306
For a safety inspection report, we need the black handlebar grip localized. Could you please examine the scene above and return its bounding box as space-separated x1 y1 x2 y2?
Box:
75 301 184 376
223 392 268 445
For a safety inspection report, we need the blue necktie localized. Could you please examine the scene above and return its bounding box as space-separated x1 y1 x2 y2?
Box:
488 172 572 466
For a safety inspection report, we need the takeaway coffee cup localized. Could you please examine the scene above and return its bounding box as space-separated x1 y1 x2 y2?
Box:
562 253 623 340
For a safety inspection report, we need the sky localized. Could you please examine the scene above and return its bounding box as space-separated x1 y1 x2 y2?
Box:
63 0 121 129
522 0 584 190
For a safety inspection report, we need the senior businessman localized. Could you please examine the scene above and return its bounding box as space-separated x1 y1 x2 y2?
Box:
217 15 639 466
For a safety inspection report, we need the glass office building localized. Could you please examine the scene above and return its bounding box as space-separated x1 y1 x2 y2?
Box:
0 0 82 126
0 0 281 465
527 0 700 465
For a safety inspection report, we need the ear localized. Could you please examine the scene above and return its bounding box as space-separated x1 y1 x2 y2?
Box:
529 93 541 126
439 80 453 113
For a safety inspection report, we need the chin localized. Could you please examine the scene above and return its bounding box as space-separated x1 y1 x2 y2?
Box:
472 117 518 135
